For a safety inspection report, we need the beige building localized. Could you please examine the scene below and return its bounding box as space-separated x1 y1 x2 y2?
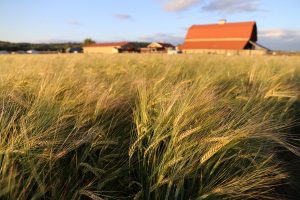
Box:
83 42 138 54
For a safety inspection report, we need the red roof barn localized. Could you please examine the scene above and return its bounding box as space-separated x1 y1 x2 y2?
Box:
180 21 260 51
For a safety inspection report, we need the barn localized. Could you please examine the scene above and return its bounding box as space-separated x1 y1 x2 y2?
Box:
83 42 138 54
179 20 269 55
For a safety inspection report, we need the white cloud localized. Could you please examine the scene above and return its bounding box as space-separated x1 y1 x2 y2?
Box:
202 0 259 13
159 0 261 13
139 33 184 45
259 29 300 39
113 14 133 20
258 29 300 51
163 0 202 12
67 20 81 26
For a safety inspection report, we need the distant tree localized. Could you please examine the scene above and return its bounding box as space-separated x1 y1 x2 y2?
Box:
83 38 96 46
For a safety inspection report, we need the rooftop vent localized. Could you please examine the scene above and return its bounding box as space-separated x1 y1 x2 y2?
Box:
218 19 227 24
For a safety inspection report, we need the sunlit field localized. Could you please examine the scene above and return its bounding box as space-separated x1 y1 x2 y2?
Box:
0 54 299 200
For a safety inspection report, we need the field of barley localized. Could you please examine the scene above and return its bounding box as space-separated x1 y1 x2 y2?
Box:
0 54 299 200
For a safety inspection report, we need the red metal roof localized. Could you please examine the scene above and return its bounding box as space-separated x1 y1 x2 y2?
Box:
86 42 130 48
180 21 257 50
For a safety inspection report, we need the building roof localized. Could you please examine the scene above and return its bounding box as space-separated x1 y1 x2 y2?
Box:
85 42 130 48
180 21 257 50
148 42 175 48
157 42 175 48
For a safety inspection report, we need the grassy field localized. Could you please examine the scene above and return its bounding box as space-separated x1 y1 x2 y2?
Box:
0 54 299 200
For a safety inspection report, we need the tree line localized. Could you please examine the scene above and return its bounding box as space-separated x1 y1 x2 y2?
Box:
0 41 82 52
0 38 150 52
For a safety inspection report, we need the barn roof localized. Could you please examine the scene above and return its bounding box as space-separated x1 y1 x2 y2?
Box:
180 21 257 50
86 42 130 48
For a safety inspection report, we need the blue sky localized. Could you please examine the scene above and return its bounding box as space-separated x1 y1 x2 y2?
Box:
0 0 300 50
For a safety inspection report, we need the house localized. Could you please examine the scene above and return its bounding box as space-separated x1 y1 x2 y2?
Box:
83 42 138 54
179 20 269 55
140 42 175 53
27 50 40 54
66 47 83 53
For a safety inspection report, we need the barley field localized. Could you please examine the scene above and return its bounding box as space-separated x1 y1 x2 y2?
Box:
0 54 299 200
